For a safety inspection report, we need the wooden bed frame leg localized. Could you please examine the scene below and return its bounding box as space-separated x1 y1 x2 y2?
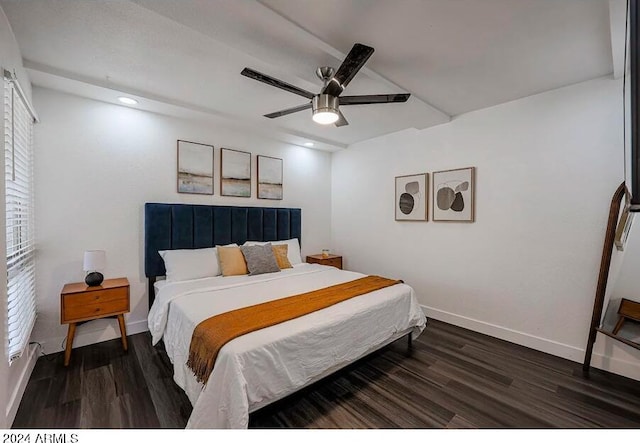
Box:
407 333 413 356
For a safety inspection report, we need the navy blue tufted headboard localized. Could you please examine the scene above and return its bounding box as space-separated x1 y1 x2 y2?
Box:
144 203 301 304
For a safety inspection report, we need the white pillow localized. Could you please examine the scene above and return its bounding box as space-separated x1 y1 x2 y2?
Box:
244 238 302 265
159 247 220 282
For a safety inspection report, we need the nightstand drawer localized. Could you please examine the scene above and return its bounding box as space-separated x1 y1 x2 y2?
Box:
62 287 128 323
320 257 342 268
63 298 128 323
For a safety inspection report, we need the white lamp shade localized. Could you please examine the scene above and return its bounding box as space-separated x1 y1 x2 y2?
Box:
83 250 106 271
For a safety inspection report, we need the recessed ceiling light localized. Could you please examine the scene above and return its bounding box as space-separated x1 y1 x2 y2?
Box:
304 142 314 147
118 97 138 105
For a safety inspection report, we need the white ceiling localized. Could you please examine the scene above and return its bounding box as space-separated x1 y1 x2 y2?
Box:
0 0 621 151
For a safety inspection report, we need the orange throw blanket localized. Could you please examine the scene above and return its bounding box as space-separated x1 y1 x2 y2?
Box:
187 275 403 384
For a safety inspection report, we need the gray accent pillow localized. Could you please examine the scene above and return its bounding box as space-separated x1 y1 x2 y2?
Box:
240 243 281 276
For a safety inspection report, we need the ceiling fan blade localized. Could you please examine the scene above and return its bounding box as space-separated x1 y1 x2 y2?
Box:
241 68 315 100
340 93 410 105
335 111 349 127
322 43 374 97
264 102 312 119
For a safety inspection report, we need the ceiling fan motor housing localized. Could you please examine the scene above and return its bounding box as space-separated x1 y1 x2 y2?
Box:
312 94 339 124
313 94 338 112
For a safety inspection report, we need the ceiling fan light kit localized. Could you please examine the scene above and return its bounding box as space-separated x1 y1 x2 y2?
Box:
241 43 410 127
312 94 339 124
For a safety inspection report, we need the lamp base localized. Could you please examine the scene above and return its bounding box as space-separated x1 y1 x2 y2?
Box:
85 271 104 287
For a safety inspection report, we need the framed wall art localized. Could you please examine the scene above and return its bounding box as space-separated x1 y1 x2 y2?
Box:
432 166 475 222
257 155 283 200
220 148 251 197
395 173 428 221
177 140 214 195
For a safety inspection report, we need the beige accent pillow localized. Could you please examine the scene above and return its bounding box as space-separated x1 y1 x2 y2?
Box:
217 246 248 276
272 244 292 269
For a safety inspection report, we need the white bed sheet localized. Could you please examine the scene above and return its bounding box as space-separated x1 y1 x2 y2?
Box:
148 263 427 429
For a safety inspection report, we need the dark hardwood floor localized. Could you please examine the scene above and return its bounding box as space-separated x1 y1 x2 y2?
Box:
12 319 640 429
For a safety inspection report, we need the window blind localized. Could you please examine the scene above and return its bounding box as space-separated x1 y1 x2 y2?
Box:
3 73 36 363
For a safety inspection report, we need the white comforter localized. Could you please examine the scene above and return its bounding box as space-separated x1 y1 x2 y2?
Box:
148 263 427 428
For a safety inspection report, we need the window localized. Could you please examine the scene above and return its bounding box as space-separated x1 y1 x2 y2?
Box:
3 71 36 363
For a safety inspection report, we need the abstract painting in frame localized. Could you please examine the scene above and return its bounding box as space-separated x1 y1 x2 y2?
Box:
220 148 251 197
432 166 475 222
177 140 214 195
257 155 283 200
395 173 428 221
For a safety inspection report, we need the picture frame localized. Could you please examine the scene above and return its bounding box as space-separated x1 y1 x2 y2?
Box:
257 155 283 200
220 148 251 197
395 173 428 221
432 167 475 222
177 140 214 195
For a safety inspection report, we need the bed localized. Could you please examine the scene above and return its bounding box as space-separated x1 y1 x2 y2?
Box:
144 203 427 428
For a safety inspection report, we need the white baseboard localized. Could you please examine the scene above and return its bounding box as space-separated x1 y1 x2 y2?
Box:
422 305 640 381
39 319 149 355
589 351 640 381
6 343 38 427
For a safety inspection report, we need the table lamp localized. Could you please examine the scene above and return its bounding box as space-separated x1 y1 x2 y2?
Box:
83 250 106 286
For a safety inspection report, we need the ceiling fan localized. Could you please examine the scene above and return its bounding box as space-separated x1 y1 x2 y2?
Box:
240 43 410 127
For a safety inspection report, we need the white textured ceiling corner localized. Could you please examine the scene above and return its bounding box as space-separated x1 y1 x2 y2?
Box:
1 0 619 151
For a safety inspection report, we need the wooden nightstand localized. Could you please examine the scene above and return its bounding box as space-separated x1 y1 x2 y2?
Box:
60 277 130 366
306 254 343 270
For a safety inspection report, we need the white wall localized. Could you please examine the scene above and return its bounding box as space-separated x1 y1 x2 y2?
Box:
0 5 37 428
32 87 332 355
331 77 640 380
